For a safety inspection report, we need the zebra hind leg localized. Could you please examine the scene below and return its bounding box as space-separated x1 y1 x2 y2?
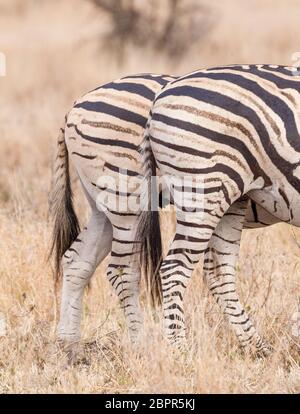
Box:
204 197 272 357
159 181 240 347
106 222 143 344
57 209 112 352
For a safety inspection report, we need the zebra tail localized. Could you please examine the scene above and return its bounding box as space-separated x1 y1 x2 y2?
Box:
136 115 163 307
48 117 80 280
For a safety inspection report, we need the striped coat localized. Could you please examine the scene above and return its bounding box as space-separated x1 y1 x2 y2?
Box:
139 64 300 354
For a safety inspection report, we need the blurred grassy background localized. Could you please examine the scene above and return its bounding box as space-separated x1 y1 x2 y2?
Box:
0 0 299 393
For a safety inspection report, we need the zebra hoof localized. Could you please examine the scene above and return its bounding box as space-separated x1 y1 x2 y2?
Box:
256 343 273 358
167 336 188 356
56 338 84 364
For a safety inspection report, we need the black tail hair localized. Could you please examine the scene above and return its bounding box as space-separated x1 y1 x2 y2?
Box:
136 120 163 306
48 120 80 279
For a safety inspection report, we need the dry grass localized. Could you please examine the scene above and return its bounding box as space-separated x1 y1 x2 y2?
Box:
0 0 299 393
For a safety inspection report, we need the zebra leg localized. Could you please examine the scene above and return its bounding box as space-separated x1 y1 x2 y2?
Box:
58 208 112 344
106 222 142 343
204 197 271 355
160 183 238 346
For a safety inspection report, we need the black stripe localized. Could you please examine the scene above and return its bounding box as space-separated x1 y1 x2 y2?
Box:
112 224 130 231
112 237 139 244
103 161 140 176
68 123 138 150
177 220 215 229
174 233 209 243
92 182 138 198
251 200 258 222
111 250 136 257
210 281 235 292
100 81 156 101
107 210 137 217
168 247 202 257
161 261 194 272
74 101 147 128
72 152 97 160
278 187 290 209
108 264 129 269
150 135 212 159
161 269 191 279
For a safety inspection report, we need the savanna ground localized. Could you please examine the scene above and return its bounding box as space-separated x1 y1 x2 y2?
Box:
0 0 300 393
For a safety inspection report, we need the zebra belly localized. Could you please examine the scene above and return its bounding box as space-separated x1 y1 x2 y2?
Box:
248 184 300 226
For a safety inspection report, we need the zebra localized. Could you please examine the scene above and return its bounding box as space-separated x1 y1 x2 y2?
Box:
49 73 174 349
49 71 279 354
138 64 300 355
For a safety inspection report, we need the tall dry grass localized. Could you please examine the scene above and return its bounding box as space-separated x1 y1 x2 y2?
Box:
0 0 299 393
